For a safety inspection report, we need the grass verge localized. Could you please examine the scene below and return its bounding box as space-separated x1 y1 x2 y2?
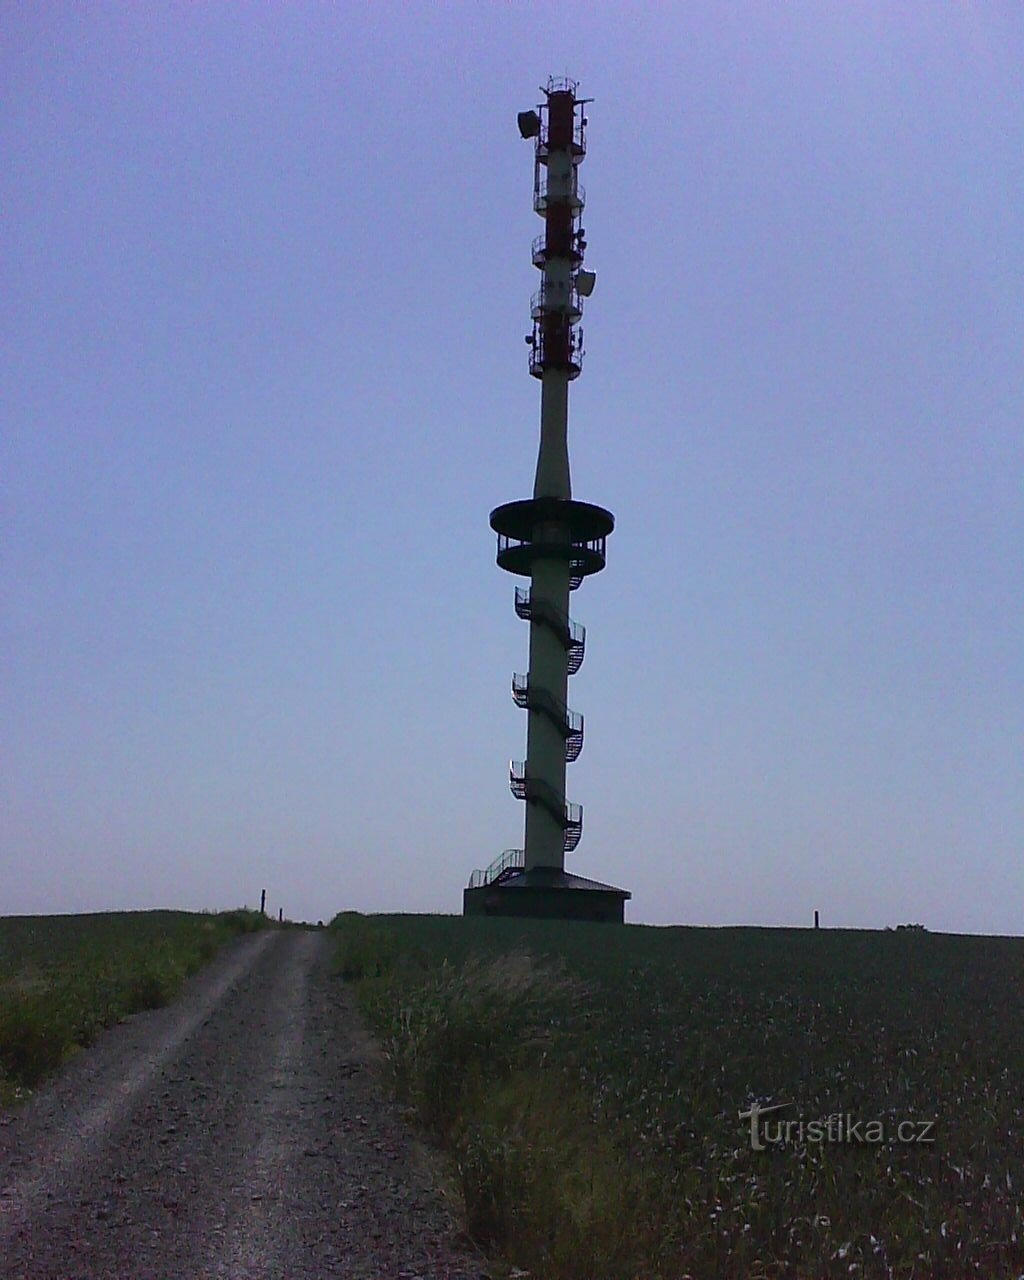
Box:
0 908 268 1103
338 922 639 1277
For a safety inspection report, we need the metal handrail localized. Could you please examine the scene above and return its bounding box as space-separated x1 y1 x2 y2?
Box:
510 675 582 735
518 772 582 830
468 847 524 889
546 75 579 96
514 587 585 647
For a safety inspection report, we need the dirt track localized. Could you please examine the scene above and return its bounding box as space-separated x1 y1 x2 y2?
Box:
0 930 487 1279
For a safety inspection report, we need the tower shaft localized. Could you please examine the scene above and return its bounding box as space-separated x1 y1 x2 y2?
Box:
535 372 571 499
524 551 571 869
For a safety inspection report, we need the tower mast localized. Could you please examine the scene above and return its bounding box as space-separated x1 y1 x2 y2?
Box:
464 78 630 923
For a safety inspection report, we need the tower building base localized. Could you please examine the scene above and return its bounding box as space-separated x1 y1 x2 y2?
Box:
463 867 629 923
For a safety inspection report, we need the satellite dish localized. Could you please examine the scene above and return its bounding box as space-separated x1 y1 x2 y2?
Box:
576 270 596 298
517 110 541 139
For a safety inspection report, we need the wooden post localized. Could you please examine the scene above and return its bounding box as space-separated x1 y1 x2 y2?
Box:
814 909 820 930
260 889 266 916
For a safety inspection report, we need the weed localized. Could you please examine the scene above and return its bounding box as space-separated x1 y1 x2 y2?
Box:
0 993 72 1086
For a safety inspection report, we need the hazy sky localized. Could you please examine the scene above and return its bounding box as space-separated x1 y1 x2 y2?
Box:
3 3 1021 931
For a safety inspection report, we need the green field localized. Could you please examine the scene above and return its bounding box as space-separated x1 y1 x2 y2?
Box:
0 908 267 1102
332 912 1024 1280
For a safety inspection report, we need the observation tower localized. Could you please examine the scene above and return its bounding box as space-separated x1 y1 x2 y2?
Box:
463 79 630 923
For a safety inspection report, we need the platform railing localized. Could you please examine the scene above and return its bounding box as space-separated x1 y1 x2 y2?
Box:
497 531 606 562
534 174 585 215
531 282 583 322
531 231 584 268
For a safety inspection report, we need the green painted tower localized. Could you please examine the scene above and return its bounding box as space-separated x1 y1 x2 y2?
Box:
464 79 630 923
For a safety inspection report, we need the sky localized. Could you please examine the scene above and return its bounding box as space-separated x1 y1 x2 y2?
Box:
2 3 1021 932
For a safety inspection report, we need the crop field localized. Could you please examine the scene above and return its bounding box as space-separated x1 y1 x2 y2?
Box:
0 909 267 1102
332 912 1024 1279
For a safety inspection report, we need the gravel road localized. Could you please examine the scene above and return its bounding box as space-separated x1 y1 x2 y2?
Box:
0 929 489 1279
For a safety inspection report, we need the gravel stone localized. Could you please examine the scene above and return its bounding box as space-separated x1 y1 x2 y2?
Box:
0 930 488 1279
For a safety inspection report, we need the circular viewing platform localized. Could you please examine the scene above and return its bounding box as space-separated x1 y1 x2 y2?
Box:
490 497 614 583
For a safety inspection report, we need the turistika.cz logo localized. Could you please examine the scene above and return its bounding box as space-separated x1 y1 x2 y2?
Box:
739 1102 936 1150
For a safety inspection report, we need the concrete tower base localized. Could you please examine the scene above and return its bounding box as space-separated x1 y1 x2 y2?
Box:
463 867 629 923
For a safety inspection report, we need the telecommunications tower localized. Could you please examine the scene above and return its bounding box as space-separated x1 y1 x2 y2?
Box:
463 79 630 922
